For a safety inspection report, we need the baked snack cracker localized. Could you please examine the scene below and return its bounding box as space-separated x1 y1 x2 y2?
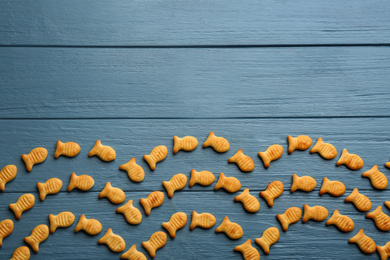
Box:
344 188 372 212
349 229 376 254
67 172 94 191
37 178 62 201
228 149 255 172
119 158 145 182
258 144 283 169
173 136 198 154
0 219 13 247
234 239 260 260
189 169 215 187
98 182 125 204
260 181 284 207
24 224 49 252
162 212 187 238
319 177 346 197
336 148 363 170
234 188 260 213
54 140 80 158
98 228 126 253
121 245 147 260
88 140 116 162
116 200 142 225
276 207 302 231
214 172 241 193
140 191 164 216
49 211 75 233
142 231 167 258
162 173 187 198
287 135 312 154
74 214 102 235
385 201 390 209
255 227 279 254
215 216 243 240
366 206 390 231
362 165 388 190
10 246 30 260
143 145 168 171
326 209 354 232
9 193 35 220
377 242 390 260
0 165 17 191
290 174 316 192
302 204 328 223
310 137 337 159
21 147 47 172
190 211 216 230
203 131 230 153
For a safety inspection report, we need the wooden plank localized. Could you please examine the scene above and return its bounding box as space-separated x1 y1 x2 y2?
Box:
1 0 390 46
1 47 390 119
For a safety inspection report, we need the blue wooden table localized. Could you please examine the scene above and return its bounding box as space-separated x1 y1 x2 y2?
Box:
1 1 390 259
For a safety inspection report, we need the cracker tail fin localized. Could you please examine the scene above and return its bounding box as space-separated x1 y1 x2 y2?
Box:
202 131 215 148
49 214 57 233
67 172 77 192
290 174 299 192
366 206 382 219
190 211 198 230
140 198 151 216
234 188 249 202
98 182 112 199
88 140 101 157
228 149 243 163
74 214 86 232
215 216 229 233
173 136 181 154
9 203 21 220
319 177 330 195
162 181 173 198
258 151 270 169
98 228 112 244
214 173 225 190
21 154 33 172
326 209 340 226
345 188 359 203
348 229 364 244
189 169 197 187
336 149 349 166
143 154 156 171
162 222 175 238
302 204 311 223
276 214 288 231
310 137 323 154
287 135 296 154
255 237 270 254
54 140 64 159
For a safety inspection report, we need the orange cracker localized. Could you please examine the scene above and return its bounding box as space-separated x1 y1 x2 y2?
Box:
142 231 167 258
319 177 346 197
366 206 390 231
162 173 187 198
290 174 316 192
121 245 147 260
189 169 215 187
345 188 372 212
276 207 302 231
302 204 328 223
119 158 145 182
377 242 390 260
190 211 216 230
88 140 116 162
140 191 164 216
9 193 35 220
143 145 168 171
349 229 376 254
234 188 260 213
116 200 142 225
362 165 388 190
54 140 80 158
336 148 363 170
10 246 30 260
215 216 243 240
21 147 47 172
173 136 198 154
74 214 102 235
37 178 62 201
98 182 125 204
0 165 17 191
49 211 75 233
258 144 283 169
228 149 255 172
203 131 230 153
0 219 13 247
255 227 279 254
162 212 187 238
98 228 126 253
287 135 312 154
67 172 94 191
326 209 354 232
234 239 260 260
24 224 49 252
214 172 241 193
310 137 337 159
260 180 284 207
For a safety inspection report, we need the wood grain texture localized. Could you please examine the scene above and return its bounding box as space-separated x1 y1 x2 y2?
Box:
0 118 389 259
1 47 390 119
1 0 390 46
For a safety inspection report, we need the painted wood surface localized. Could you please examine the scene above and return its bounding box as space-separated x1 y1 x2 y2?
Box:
0 118 390 259
1 1 390 46
1 47 390 119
